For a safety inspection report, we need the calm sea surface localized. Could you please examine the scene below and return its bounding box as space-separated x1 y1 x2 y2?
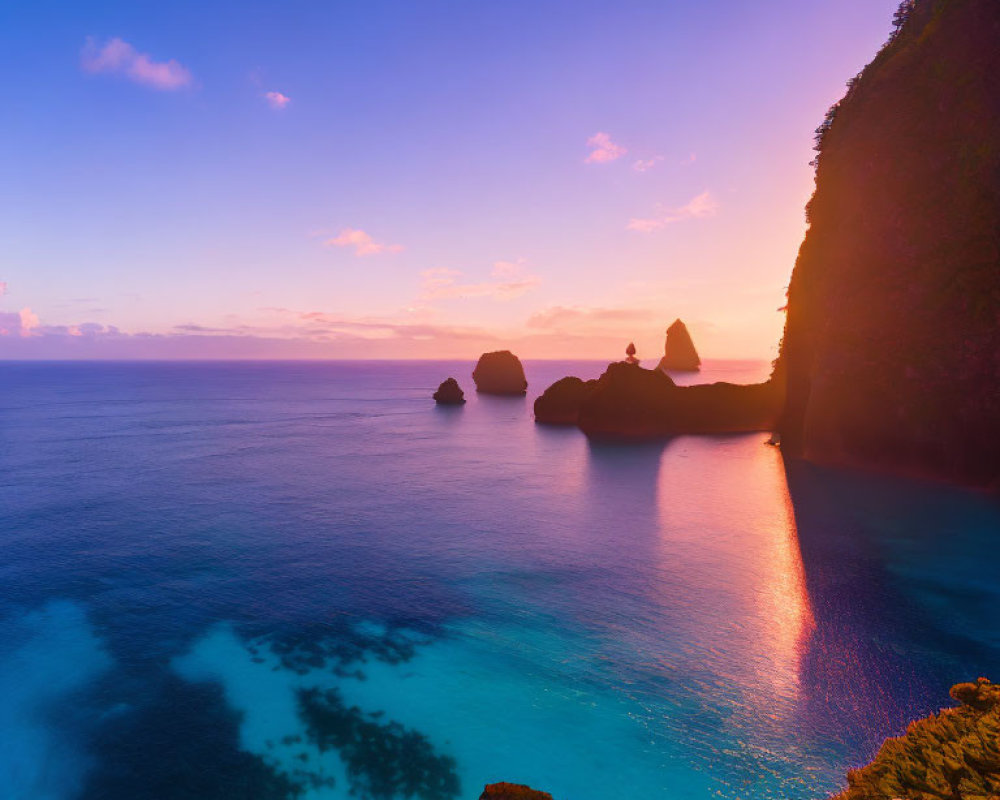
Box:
1 360 998 800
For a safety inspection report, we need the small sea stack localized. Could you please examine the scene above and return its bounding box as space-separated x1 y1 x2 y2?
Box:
658 319 701 372
472 350 528 395
479 783 554 800
433 377 465 405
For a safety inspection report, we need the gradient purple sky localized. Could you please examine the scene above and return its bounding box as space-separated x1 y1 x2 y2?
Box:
0 0 900 360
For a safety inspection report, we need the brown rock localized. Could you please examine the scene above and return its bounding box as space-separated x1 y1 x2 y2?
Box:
433 377 465 405
533 376 598 425
472 351 528 395
577 361 782 437
625 341 639 365
658 319 700 372
479 783 554 800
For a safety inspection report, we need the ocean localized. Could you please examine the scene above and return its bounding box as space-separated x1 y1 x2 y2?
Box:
1 360 997 800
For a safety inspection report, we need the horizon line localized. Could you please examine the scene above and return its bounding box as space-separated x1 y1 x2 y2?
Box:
0 356 771 364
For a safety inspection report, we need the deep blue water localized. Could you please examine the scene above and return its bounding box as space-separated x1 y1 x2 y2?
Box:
1 360 997 800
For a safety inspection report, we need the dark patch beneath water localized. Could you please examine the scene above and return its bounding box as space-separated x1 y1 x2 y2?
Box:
298 686 461 800
263 621 433 677
79 675 300 800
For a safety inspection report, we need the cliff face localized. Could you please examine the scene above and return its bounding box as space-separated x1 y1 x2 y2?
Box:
778 0 1000 486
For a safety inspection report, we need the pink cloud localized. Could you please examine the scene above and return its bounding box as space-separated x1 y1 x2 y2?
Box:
632 156 663 172
585 132 627 164
0 281 7 297
264 91 291 110
324 228 403 257
0 305 120 340
18 307 39 337
627 191 719 232
420 261 541 301
81 37 193 91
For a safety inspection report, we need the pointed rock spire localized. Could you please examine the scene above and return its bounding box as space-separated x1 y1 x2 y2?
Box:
658 319 700 371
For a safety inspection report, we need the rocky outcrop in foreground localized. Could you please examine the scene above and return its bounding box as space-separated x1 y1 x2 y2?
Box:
479 783 553 800
658 319 700 372
776 0 1000 487
831 678 999 799
535 362 782 436
472 351 528 395
433 378 466 405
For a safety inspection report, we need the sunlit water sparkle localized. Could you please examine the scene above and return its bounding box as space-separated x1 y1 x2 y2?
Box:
1 360 997 800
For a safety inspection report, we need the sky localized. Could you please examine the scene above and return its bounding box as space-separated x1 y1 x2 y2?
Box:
0 0 901 360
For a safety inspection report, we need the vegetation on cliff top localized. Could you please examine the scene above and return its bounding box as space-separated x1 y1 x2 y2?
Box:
831 678 999 799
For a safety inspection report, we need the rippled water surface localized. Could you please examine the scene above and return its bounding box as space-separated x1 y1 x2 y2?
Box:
1 360 998 800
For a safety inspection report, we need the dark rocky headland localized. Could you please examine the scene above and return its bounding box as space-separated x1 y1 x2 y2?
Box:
534 362 782 437
776 0 1000 487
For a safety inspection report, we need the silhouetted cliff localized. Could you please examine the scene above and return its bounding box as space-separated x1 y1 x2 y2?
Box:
578 363 781 437
777 0 1000 486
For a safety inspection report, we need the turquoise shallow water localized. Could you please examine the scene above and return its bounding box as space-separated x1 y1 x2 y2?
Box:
1 360 997 800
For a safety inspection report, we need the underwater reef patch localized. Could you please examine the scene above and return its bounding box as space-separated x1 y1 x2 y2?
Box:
261 620 434 677
79 674 302 800
298 686 461 800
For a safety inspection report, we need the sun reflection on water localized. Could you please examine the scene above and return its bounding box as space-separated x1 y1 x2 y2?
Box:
655 434 815 720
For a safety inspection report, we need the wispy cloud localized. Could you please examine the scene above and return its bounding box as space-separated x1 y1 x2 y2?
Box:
81 37 193 91
264 91 291 110
526 305 658 333
324 228 403 257
0 281 7 297
420 261 541 301
632 156 663 172
585 132 627 164
627 191 719 232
